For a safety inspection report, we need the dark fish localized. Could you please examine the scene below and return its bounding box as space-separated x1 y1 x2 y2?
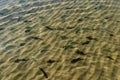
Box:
19 0 26 3
41 50 48 54
56 27 64 30
5 45 16 51
19 43 26 46
31 37 42 40
86 36 93 40
75 28 81 34
60 36 68 40
110 34 114 36
84 16 89 19
66 27 75 29
61 15 68 19
14 58 28 63
39 68 48 78
0 9 9 15
25 29 31 33
106 56 114 60
78 18 83 22
65 7 72 9
0 27 4 31
105 17 110 19
24 20 32 22
21 59 29 61
81 41 90 45
71 58 83 63
45 26 54 30
17 16 22 21
25 36 42 41
0 12 4 15
86 36 98 41
14 59 20 63
47 60 55 63
75 50 85 55
63 45 74 50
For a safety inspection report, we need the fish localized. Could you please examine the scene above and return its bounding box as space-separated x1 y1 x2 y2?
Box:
32 56 38 62
39 68 48 78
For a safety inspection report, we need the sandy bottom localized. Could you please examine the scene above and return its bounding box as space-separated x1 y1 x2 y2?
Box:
0 0 120 80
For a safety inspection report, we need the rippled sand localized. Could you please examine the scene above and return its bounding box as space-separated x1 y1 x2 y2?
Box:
0 0 120 80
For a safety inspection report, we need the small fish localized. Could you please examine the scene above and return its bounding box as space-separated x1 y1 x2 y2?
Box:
71 58 83 63
19 0 26 3
14 59 21 63
75 28 81 34
14 58 28 63
5 45 16 50
61 14 68 19
63 45 74 50
78 18 83 22
32 56 38 62
60 36 68 40
66 27 75 29
41 50 48 54
70 42 78 45
101 28 106 32
45 26 54 30
31 37 43 40
75 50 86 55
17 16 22 21
86 36 93 40
25 29 31 33
65 7 72 9
56 27 64 30
39 16 45 19
110 34 114 36
19 43 26 46
81 41 90 45
47 60 55 63
24 20 32 22
39 68 48 78
0 27 4 31
106 56 114 60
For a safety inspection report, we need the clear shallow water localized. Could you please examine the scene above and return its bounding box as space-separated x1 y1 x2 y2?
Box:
0 0 120 80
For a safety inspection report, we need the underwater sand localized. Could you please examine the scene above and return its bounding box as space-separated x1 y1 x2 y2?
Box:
0 0 120 80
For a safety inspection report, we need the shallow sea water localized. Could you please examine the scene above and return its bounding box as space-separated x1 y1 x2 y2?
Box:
0 0 120 80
